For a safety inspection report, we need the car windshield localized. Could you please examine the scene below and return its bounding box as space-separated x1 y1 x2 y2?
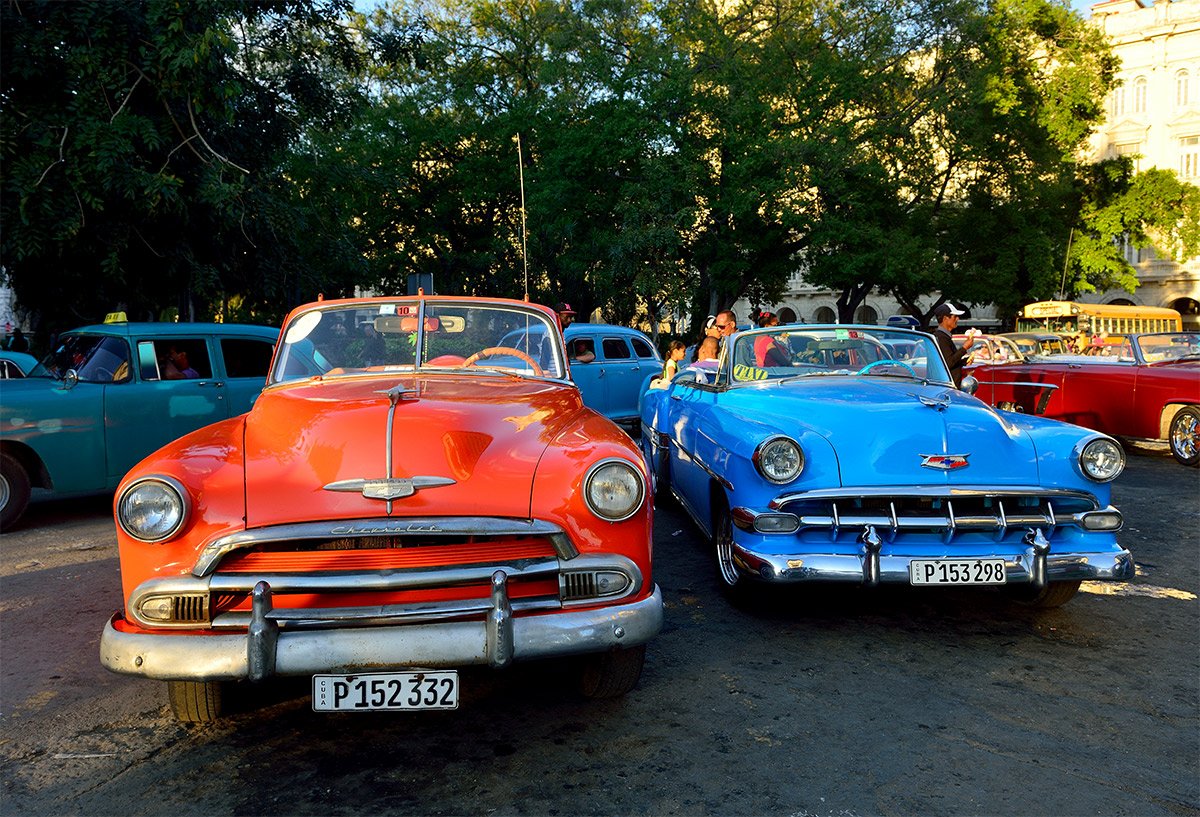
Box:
41 334 131 383
1135 332 1200 363
726 327 952 385
271 300 566 384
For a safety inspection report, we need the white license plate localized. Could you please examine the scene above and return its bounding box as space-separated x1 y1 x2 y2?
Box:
312 671 459 712
909 559 1007 586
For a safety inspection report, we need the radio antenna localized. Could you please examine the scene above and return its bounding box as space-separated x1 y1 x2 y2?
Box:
516 133 530 301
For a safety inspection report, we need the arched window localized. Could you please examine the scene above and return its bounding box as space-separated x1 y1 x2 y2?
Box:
1177 70 1190 109
814 306 836 324
854 305 879 325
1134 76 1147 113
777 307 798 324
1111 86 1126 118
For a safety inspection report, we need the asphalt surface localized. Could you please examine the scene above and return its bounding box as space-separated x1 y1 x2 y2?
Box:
0 442 1196 816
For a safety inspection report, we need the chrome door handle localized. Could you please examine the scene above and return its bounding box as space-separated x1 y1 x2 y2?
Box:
196 380 225 387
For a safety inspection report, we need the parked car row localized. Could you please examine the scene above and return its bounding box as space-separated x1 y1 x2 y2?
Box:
3 300 1170 725
965 331 1200 467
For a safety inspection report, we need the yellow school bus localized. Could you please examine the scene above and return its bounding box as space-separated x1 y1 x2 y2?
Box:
1017 301 1182 338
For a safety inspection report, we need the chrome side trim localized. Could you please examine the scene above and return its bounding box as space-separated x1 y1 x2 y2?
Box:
194 517 580 576
673 441 734 492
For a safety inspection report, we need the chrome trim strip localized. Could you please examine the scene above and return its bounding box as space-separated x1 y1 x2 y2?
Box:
673 441 734 492
194 517 580 576
100 587 664 681
769 486 1099 510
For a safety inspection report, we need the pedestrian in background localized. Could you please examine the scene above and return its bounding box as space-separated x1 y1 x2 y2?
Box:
933 302 974 388
662 339 686 381
554 302 576 329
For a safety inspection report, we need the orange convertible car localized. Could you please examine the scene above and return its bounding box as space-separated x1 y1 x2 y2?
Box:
100 296 662 722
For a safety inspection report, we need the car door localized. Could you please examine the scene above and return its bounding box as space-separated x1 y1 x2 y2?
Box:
567 335 607 416
667 379 720 534
104 336 226 481
600 336 644 421
216 335 277 415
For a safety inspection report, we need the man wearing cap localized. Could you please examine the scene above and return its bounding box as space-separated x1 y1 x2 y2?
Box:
933 302 974 388
554 302 576 329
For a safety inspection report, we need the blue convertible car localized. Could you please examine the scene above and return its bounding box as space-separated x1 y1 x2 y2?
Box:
640 325 1132 608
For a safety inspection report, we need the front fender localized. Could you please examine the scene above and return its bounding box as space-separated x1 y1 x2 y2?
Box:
531 411 654 594
113 416 250 607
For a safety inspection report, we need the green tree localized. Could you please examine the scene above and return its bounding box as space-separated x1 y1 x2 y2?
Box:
1 0 365 336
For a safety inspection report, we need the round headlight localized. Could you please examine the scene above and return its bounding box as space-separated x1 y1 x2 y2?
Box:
584 459 646 522
1078 437 1125 482
754 436 804 484
117 477 188 542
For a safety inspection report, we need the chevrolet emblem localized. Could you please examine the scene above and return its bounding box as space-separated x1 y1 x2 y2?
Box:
324 476 456 500
920 454 970 470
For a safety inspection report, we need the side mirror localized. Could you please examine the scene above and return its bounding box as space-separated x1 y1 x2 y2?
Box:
61 369 79 390
959 375 978 395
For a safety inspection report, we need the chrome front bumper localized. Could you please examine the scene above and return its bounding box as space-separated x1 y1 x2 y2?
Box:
101 584 663 682
731 541 1134 586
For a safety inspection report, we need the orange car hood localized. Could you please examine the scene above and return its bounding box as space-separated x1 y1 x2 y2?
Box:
243 375 584 528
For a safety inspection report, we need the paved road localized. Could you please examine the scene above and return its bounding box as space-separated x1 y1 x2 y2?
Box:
1 445 1196 816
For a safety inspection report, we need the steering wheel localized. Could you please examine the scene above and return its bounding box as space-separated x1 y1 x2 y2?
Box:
856 359 917 378
460 346 544 377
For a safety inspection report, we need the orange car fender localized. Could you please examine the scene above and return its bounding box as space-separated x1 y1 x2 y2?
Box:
112 416 251 607
529 413 654 593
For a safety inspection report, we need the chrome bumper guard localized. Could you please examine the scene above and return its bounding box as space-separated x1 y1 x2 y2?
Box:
101 582 664 683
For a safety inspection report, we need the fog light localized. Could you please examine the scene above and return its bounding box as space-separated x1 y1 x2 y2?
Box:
1080 511 1123 531
752 513 800 533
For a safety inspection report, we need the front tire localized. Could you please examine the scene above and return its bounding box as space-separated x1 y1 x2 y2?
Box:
168 680 224 723
579 645 646 698
1007 580 1082 609
0 451 32 531
713 500 750 600
1168 406 1199 467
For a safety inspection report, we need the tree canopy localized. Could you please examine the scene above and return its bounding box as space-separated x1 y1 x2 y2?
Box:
2 0 1196 342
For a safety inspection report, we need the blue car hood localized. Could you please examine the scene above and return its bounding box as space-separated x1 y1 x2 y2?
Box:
726 378 1040 487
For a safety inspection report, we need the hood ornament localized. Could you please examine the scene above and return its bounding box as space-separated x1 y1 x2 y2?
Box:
915 392 953 411
324 380 454 511
920 454 970 470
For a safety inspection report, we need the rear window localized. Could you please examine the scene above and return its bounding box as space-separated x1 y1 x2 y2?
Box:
631 337 656 359
221 338 276 378
602 338 631 360
139 339 213 380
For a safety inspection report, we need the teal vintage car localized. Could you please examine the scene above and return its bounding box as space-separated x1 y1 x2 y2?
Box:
0 320 278 528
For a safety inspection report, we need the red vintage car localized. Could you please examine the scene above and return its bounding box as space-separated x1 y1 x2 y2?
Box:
968 331 1200 467
100 296 662 721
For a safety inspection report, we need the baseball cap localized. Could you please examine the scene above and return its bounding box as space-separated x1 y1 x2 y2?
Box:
933 302 966 318
554 302 576 316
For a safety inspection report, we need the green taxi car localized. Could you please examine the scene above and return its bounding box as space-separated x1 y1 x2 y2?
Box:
0 320 278 529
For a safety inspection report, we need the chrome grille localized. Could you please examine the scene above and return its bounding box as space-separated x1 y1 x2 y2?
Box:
561 572 597 601
172 594 210 623
770 489 1098 538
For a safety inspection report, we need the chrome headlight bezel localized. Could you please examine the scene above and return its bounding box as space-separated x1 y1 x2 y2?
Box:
753 435 804 485
116 476 189 543
583 458 647 523
1075 436 1126 483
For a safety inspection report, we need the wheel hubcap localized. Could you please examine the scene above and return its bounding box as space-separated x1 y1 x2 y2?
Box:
0 474 9 511
1171 412 1198 460
716 517 739 586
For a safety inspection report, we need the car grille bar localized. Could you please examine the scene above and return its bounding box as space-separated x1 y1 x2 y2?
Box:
194 517 579 576
769 488 1096 541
